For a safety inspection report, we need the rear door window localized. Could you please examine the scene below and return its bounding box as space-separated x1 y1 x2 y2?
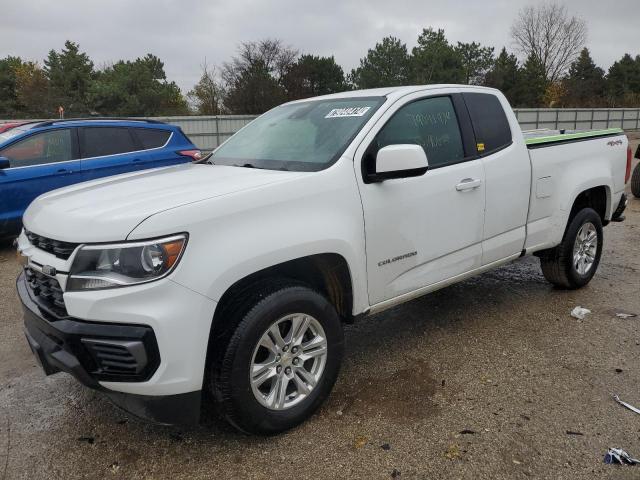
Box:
81 127 138 158
0 129 74 167
372 96 465 168
462 93 512 154
133 128 171 149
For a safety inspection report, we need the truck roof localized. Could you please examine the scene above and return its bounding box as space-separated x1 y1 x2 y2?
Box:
289 84 502 103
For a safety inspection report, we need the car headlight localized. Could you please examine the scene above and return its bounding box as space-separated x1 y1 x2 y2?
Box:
67 234 187 291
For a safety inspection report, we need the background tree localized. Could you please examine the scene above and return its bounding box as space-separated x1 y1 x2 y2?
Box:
188 62 224 115
14 61 49 116
44 41 94 115
455 42 494 85
543 81 567 108
349 36 411 88
0 56 24 116
89 54 188 116
606 54 640 106
511 3 587 83
411 28 464 84
518 54 547 107
222 39 297 113
484 48 523 106
282 55 347 100
562 48 606 106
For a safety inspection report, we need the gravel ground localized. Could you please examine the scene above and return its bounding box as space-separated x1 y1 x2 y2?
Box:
1 137 639 480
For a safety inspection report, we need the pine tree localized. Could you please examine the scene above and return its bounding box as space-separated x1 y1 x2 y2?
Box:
484 48 522 105
44 41 94 115
607 54 640 106
519 54 547 107
411 28 464 84
563 48 606 106
350 37 411 88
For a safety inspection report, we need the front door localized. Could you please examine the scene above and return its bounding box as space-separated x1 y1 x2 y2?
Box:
0 128 80 235
356 93 486 305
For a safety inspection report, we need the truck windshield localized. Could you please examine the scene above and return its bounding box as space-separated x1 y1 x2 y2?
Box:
210 97 385 171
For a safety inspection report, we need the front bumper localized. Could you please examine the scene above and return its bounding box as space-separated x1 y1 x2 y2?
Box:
18 271 201 425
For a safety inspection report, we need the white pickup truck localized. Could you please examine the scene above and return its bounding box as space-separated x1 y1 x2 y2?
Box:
16 85 633 434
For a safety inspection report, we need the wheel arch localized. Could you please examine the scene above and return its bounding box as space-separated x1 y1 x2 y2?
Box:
566 184 610 230
212 253 355 325
202 253 355 397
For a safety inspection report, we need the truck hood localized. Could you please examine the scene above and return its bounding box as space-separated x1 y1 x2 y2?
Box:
23 163 302 242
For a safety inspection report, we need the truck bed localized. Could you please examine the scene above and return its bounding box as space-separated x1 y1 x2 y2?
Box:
523 126 627 253
523 128 624 148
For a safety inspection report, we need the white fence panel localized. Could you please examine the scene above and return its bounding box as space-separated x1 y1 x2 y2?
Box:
3 108 640 151
513 108 640 133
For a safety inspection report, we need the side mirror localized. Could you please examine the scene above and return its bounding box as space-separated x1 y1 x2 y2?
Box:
366 144 429 183
0 157 9 169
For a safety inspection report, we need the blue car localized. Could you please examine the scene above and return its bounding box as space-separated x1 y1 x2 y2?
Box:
0 118 201 239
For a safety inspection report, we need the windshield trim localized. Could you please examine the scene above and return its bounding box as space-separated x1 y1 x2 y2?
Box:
211 96 387 172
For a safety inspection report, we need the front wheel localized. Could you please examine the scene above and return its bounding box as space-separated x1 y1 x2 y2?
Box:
210 282 344 435
539 208 603 289
631 162 640 198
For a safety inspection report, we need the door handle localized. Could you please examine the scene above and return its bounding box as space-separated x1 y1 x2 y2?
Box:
132 158 141 163
455 178 482 191
56 168 72 174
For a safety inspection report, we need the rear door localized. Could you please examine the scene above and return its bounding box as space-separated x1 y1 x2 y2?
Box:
461 92 531 265
356 92 486 305
79 126 141 181
0 128 80 234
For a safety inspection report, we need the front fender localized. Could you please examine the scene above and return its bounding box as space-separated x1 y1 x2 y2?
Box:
128 158 370 315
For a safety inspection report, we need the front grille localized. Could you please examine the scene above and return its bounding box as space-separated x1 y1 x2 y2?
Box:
25 229 78 260
82 339 148 376
25 267 67 317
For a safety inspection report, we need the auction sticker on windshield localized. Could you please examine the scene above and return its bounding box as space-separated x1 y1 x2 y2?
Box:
325 106 371 118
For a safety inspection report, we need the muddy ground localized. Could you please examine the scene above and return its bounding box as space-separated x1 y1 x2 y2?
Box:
1 136 639 479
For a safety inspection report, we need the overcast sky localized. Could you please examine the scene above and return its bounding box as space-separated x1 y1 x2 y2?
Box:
1 0 637 93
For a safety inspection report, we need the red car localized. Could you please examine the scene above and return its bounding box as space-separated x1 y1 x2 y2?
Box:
0 121 29 134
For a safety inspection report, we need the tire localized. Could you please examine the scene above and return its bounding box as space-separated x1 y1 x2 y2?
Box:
632 162 640 198
210 280 344 435
539 207 603 289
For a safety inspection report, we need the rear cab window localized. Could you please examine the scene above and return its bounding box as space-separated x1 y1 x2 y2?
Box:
81 127 138 158
133 128 171 149
462 92 512 155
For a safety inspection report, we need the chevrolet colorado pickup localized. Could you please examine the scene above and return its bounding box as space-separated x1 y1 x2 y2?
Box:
16 85 632 434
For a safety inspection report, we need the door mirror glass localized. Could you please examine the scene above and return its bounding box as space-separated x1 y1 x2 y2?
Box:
370 144 428 182
0 156 9 169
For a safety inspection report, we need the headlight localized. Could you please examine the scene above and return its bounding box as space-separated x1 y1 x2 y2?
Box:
67 234 187 291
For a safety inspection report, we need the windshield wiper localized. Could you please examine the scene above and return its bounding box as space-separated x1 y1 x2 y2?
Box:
232 162 261 169
194 152 214 165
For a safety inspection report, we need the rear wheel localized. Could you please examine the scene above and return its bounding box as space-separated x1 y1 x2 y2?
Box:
210 281 344 435
539 208 603 289
631 162 640 198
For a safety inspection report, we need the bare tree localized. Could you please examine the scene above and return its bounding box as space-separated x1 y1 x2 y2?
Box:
221 39 298 86
221 39 298 114
511 3 587 83
187 60 224 115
